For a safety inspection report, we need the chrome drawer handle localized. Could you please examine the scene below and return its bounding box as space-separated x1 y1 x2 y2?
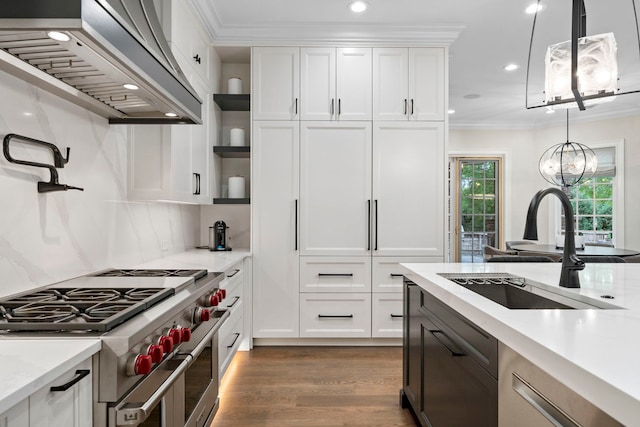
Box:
50 369 90 392
512 373 580 427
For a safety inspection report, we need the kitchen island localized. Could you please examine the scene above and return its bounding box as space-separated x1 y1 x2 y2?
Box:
401 262 640 426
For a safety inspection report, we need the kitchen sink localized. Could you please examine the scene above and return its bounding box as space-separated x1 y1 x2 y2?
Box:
438 273 621 310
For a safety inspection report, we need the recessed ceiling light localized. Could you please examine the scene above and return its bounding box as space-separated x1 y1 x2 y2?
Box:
47 31 70 42
504 64 519 72
165 112 178 117
525 3 543 14
448 109 456 114
123 83 139 90
348 1 369 13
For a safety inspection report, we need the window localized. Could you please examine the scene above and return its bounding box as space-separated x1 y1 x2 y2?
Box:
557 141 623 246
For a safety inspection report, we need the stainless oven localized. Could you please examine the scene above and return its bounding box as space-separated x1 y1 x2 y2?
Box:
110 309 229 427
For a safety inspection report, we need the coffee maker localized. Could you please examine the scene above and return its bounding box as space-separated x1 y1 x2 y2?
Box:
210 220 231 251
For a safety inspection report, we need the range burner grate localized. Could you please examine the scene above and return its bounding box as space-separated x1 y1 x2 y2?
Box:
92 269 208 280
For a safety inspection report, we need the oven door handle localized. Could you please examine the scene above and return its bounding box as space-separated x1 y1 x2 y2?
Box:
114 354 192 426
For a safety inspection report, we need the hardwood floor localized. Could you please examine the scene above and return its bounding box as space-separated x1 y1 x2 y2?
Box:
211 346 417 427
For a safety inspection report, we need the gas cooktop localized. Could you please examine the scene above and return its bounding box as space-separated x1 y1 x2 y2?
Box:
92 269 208 280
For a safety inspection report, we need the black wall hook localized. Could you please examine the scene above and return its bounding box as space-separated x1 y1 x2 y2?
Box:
3 133 84 193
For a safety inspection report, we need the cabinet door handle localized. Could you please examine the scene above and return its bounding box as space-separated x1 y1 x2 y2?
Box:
512 373 580 427
331 98 335 116
193 173 201 195
404 99 408 115
318 273 354 277
390 314 403 318
295 98 298 115
318 314 353 318
193 54 201 64
367 199 371 251
226 296 240 308
50 369 90 392
338 98 341 115
390 274 404 278
226 269 240 278
226 332 241 349
374 199 378 251
430 330 466 357
411 99 414 115
295 199 298 251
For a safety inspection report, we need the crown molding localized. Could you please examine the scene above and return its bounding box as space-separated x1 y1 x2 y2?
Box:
191 0 463 46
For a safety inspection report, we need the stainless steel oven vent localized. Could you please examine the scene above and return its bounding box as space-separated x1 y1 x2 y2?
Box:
0 0 202 124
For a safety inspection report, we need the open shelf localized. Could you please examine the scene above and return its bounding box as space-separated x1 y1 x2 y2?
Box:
213 198 250 205
213 94 250 111
213 146 250 158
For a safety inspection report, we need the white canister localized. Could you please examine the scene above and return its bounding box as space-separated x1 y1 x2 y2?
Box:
228 176 245 198
228 77 242 94
230 128 245 146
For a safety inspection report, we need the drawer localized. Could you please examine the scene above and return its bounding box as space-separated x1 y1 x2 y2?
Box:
221 276 243 314
219 304 244 378
300 257 371 293
220 263 243 294
372 257 435 293
300 293 371 338
372 292 403 338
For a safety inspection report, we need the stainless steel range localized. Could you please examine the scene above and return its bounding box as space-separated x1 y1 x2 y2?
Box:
0 268 230 427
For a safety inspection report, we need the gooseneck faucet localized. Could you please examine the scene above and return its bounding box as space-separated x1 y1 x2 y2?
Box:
523 188 584 288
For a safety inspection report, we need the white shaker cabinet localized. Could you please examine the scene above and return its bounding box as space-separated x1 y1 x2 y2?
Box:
300 47 372 121
128 76 211 204
373 48 445 121
0 400 28 427
299 121 372 256
251 121 300 338
29 358 92 427
252 47 300 120
372 122 445 256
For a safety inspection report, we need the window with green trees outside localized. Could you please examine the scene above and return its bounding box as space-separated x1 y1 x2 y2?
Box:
561 176 614 243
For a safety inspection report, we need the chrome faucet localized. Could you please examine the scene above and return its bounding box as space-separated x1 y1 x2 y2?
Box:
523 188 584 288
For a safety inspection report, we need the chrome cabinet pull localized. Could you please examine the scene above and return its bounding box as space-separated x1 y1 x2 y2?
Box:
192 173 201 195
50 369 90 392
512 373 580 427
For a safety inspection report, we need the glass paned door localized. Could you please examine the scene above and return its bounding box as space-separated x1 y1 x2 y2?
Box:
455 158 501 262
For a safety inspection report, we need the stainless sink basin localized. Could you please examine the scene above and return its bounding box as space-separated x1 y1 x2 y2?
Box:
438 273 621 310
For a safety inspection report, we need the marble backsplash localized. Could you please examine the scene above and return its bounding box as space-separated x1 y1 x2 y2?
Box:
0 70 200 298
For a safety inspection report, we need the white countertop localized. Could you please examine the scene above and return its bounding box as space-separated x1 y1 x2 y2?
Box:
132 248 250 272
0 250 250 415
401 262 640 426
0 339 101 414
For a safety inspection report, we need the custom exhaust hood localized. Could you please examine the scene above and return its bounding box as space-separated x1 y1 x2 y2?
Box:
0 0 202 124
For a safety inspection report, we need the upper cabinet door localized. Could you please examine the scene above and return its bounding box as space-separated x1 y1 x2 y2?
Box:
336 48 372 121
300 47 335 121
252 47 300 120
373 48 409 121
409 48 446 121
300 122 372 256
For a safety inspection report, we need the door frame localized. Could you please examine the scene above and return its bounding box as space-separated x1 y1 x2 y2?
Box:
448 153 506 262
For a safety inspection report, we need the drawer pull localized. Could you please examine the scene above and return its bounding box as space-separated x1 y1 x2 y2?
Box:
390 314 403 318
50 369 90 392
390 274 404 278
227 332 241 349
318 273 353 277
318 314 353 318
512 373 579 427
430 330 466 357
226 296 240 308
226 269 240 278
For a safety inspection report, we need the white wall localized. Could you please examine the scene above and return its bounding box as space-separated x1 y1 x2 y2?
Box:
450 113 640 251
0 70 200 298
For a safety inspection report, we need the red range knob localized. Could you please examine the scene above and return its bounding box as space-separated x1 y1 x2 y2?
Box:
181 327 192 342
159 336 173 353
169 328 182 345
220 289 227 299
209 294 220 307
133 354 153 375
195 308 211 323
147 344 163 363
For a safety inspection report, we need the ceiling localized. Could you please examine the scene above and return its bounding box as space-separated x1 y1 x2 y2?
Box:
191 0 640 129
